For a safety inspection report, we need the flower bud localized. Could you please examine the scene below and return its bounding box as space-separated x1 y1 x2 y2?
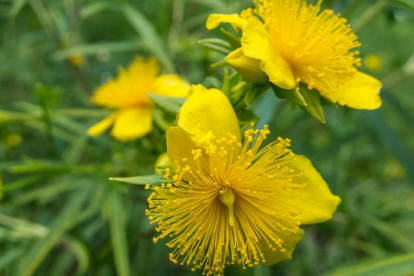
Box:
225 48 268 84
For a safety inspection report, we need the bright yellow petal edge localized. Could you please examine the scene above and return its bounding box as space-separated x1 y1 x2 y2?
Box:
206 13 246 30
87 112 119 137
324 72 382 110
111 107 153 142
177 84 241 146
241 17 296 90
286 155 341 224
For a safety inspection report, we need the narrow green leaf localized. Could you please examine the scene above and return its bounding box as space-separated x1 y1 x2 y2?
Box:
271 84 307 106
52 41 145 61
80 2 110 18
363 111 414 181
0 176 2 200
199 42 230 55
244 84 270 106
253 265 272 276
2 175 44 193
387 0 414 10
0 247 25 270
298 84 325 123
18 190 89 276
220 28 241 50
108 190 130 276
198 38 231 49
325 253 414 276
8 0 28 18
147 93 185 114
110 174 169 186
60 235 90 276
121 4 175 73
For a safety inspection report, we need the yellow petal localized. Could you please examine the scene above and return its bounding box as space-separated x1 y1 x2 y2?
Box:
111 107 153 142
91 57 158 108
225 48 269 83
324 72 382 110
178 85 241 146
153 74 190 98
87 112 119 137
206 14 246 30
283 155 341 224
260 228 304 266
241 17 296 89
166 126 199 169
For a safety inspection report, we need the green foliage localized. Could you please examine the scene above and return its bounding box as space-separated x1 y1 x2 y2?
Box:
1 0 414 276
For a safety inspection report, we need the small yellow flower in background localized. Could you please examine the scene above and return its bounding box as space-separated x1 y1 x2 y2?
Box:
146 85 340 275
364 54 383 72
207 0 382 110
88 57 190 142
6 134 22 148
69 54 84 68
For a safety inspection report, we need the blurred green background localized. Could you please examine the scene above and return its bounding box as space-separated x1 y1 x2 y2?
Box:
1 0 414 275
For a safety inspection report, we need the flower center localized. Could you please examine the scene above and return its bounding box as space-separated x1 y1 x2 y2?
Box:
218 187 236 227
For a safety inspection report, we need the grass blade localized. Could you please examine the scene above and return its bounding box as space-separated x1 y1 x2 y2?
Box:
108 190 130 276
325 253 414 276
362 110 414 181
52 41 145 61
121 3 175 73
18 190 89 276
8 0 28 18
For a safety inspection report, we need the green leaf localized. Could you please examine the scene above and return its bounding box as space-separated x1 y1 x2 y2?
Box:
121 4 175 73
18 190 90 276
109 174 170 185
0 247 25 270
8 0 28 18
387 0 414 10
219 28 241 50
2 175 44 194
147 93 185 114
298 84 325 123
0 176 2 200
107 191 130 276
363 111 414 181
80 2 110 18
198 38 231 50
244 84 270 106
60 235 90 276
325 253 414 276
271 84 307 106
253 265 272 276
52 41 145 61
198 41 230 55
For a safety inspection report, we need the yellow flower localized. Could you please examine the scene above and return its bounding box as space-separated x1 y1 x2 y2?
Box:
146 85 340 275
207 0 382 110
364 54 383 72
88 57 190 141
6 134 22 148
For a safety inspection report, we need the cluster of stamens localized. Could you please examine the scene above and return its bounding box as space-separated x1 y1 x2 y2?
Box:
252 0 361 94
146 125 308 275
